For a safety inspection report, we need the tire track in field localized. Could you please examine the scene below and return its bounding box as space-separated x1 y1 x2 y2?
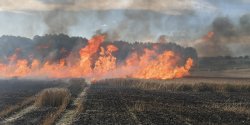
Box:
118 91 141 125
0 105 36 124
56 86 89 125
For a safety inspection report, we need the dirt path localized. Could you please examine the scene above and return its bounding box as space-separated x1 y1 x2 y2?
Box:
0 105 36 124
56 86 89 125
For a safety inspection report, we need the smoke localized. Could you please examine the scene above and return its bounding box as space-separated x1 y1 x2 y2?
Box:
157 35 169 43
194 14 250 57
101 9 197 42
212 17 236 37
1 0 250 57
44 10 77 34
0 0 216 41
42 0 77 34
40 0 208 41
34 1 250 57
106 10 154 41
240 13 250 34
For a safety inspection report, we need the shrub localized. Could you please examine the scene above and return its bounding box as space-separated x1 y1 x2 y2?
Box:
35 88 71 108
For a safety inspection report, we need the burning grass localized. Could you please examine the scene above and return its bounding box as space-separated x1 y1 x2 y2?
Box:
0 35 194 80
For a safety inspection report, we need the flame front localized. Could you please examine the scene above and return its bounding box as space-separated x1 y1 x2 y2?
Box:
0 35 193 80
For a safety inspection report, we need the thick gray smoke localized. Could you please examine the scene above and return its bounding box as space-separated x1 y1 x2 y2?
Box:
1 0 249 57
240 13 250 34
44 10 77 34
38 1 250 59
43 0 199 42
41 0 77 34
101 10 197 42
195 14 250 57
95 0 196 42
212 17 236 37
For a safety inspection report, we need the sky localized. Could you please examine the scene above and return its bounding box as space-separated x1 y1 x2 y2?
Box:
0 0 249 42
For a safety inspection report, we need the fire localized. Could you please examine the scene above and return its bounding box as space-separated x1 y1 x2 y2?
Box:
203 31 214 41
78 35 105 75
0 35 193 80
122 50 193 79
94 45 118 73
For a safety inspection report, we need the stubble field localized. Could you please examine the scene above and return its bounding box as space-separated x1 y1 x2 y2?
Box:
0 77 250 125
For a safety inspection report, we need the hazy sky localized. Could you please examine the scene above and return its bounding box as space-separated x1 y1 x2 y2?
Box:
0 0 249 41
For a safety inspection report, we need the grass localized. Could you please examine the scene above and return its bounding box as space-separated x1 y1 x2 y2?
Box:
222 103 250 114
0 79 87 125
68 78 87 98
129 101 166 112
35 88 71 108
41 79 87 125
35 88 71 125
94 78 250 93
212 103 250 115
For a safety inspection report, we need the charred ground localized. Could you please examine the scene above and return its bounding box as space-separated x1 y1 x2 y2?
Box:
0 77 250 125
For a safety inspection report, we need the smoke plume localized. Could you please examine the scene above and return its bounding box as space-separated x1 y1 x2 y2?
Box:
42 0 77 34
194 14 250 57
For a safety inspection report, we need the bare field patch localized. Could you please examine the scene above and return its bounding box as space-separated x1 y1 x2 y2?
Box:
1 78 250 124
0 79 87 125
79 78 250 124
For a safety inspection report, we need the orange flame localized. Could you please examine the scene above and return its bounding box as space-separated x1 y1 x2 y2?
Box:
0 35 193 81
203 31 214 41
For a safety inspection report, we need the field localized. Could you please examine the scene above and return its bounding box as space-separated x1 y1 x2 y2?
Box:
0 79 64 112
0 77 250 125
0 78 86 125
191 69 250 78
